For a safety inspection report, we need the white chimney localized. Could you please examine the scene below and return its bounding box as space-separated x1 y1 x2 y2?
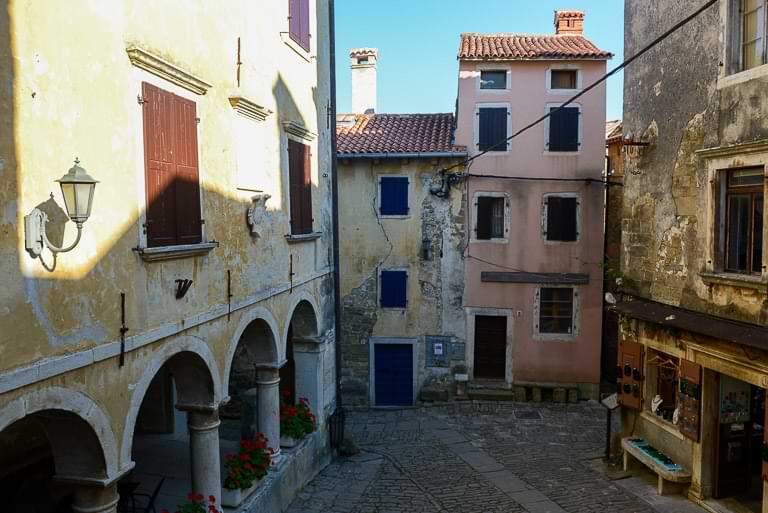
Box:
350 48 378 114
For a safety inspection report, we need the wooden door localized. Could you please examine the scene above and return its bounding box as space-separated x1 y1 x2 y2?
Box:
474 316 507 380
715 374 753 498
374 344 413 406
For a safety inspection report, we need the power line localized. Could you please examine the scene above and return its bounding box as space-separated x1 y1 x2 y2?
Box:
465 173 624 187
442 0 719 174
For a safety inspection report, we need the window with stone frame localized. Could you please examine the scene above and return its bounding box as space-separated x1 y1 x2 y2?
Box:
719 168 764 274
476 196 505 240
645 350 680 424
729 0 768 73
538 287 574 334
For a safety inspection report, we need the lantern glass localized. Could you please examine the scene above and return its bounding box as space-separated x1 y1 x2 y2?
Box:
56 159 98 224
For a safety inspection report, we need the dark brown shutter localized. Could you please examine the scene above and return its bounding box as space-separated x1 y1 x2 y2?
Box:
617 340 644 410
546 196 578 241
300 143 313 233
679 359 702 442
763 395 768 482
143 82 178 248
173 94 202 245
288 139 304 234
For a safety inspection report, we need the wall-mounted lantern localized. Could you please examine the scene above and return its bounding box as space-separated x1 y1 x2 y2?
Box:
24 158 98 268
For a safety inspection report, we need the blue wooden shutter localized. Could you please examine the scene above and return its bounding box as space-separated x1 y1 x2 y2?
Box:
380 177 409 215
478 108 507 151
546 196 578 241
548 107 579 151
381 270 407 308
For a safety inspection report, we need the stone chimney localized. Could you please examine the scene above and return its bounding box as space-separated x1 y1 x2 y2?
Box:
554 10 585 35
350 48 378 114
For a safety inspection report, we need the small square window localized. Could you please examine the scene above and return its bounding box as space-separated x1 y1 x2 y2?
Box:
380 270 408 308
539 288 574 334
476 196 505 240
480 70 507 89
379 176 409 216
551 69 578 89
544 195 578 242
722 168 764 274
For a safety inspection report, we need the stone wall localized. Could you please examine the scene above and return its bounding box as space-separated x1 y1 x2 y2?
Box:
622 0 767 324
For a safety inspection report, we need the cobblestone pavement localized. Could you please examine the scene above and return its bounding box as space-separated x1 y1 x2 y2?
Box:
287 401 707 513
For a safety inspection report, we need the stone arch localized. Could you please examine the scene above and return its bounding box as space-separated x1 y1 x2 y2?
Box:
223 306 282 391
284 292 322 347
0 387 120 481
120 336 222 466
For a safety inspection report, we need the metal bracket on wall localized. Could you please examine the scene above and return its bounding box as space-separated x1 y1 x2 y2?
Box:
175 279 193 299
119 292 129 368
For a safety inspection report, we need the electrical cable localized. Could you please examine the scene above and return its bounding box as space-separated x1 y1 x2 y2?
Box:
465 173 624 187
439 0 719 175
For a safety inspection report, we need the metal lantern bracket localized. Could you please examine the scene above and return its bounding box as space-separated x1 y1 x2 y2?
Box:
23 158 98 272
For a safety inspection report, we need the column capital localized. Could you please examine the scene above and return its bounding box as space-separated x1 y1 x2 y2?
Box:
176 402 218 414
186 409 221 432
293 336 326 353
71 481 119 513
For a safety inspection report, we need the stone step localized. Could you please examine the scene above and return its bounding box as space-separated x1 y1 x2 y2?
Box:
467 388 517 401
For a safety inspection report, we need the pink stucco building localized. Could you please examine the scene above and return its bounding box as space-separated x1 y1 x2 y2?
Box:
454 11 612 399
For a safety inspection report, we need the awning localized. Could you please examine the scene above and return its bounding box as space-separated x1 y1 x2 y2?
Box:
611 298 768 351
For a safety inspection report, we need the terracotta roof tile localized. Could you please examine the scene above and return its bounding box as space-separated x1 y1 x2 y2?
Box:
336 113 464 155
458 33 612 60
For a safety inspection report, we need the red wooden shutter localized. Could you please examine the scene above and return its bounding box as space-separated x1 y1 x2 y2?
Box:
300 143 313 233
678 359 702 442
617 339 644 410
288 140 304 234
299 0 310 51
142 82 178 247
141 82 201 247
289 0 301 42
173 94 202 245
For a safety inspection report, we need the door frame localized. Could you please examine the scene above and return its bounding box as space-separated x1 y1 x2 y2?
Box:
369 337 418 408
465 308 515 386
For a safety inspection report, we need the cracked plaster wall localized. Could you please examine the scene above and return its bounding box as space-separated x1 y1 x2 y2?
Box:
623 0 767 324
338 159 466 406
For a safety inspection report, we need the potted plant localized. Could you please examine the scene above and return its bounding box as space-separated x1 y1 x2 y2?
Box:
221 433 272 508
280 391 316 448
162 493 219 513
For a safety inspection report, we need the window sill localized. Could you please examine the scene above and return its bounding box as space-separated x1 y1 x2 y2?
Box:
699 271 768 291
640 410 685 441
280 33 313 63
718 62 768 90
380 214 411 220
533 332 577 342
544 150 582 156
471 238 509 244
134 242 218 262
285 232 322 243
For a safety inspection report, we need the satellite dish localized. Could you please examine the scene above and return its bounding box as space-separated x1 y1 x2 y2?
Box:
605 292 617 305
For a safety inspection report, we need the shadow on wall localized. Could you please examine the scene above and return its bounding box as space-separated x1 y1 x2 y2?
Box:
3 64 326 368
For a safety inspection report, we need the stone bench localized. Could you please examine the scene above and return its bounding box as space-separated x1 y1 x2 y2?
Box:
622 438 691 496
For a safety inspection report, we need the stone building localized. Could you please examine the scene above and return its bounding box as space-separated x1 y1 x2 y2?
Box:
336 49 469 408
617 1 768 512
0 1 336 512
453 11 612 399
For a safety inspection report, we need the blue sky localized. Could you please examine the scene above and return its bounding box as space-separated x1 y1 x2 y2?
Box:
335 0 624 121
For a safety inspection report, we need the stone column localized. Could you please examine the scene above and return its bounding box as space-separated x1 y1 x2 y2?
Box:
293 336 326 427
71 482 119 513
186 408 222 504
255 366 281 462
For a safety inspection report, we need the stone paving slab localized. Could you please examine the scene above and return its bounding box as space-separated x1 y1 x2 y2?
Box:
287 402 709 513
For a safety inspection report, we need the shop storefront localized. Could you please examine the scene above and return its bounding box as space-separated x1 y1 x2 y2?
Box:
615 298 768 513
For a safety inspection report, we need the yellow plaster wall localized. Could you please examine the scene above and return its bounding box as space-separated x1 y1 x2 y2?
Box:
0 0 334 467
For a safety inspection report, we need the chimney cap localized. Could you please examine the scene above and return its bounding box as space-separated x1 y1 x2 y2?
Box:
350 48 379 58
554 10 585 35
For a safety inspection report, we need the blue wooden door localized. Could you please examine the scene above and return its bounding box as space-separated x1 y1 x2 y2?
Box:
374 344 413 406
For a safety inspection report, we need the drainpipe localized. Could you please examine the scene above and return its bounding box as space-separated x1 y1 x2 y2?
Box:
329 0 343 413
